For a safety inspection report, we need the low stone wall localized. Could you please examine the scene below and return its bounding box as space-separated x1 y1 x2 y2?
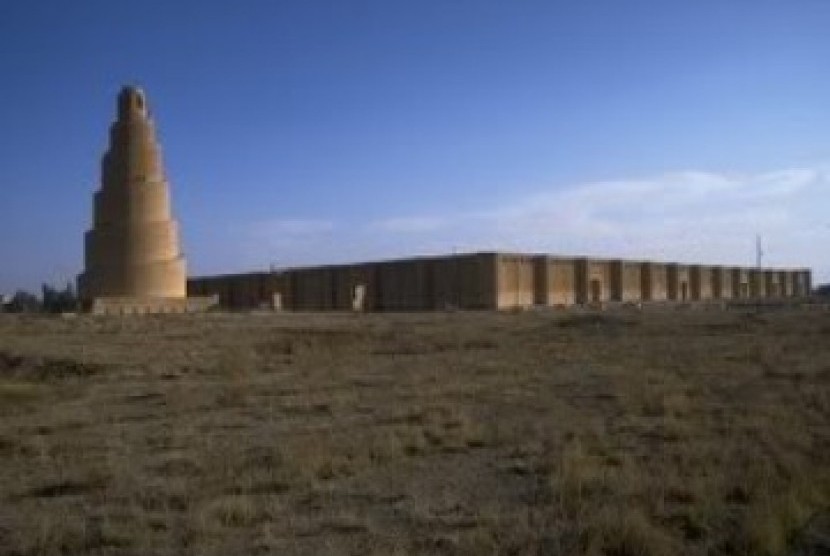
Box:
88 296 217 315
187 252 812 312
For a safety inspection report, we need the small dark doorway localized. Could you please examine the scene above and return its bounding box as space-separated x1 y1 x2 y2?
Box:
680 282 688 301
590 279 602 303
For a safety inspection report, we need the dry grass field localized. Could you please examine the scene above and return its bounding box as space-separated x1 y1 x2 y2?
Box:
0 306 828 555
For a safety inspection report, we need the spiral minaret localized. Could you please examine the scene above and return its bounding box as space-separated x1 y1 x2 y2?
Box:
78 86 186 302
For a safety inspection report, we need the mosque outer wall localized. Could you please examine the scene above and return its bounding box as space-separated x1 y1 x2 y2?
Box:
574 258 613 304
749 269 765 298
690 265 714 301
610 261 642 303
794 270 811 297
765 270 786 298
187 252 812 312
493 254 533 309
711 267 731 299
640 262 668 302
731 268 751 299
782 272 794 296
666 264 691 301
534 256 577 307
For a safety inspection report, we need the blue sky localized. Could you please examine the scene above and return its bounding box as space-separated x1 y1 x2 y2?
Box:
1 0 829 292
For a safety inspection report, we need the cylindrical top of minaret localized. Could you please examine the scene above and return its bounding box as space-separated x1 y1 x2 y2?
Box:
117 86 149 119
103 86 166 189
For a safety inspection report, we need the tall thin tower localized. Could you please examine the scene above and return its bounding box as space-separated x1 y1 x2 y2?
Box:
756 234 763 269
78 86 186 303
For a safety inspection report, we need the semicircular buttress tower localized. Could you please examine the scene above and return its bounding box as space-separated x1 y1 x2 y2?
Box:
78 86 186 307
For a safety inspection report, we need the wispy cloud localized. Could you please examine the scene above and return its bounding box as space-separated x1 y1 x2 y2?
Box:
250 218 335 236
230 165 829 280
370 166 827 272
221 218 337 270
369 216 446 233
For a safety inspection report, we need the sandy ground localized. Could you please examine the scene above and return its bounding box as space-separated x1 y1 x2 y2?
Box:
0 305 828 555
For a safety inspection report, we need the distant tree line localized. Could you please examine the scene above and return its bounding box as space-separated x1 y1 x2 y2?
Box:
1 283 78 313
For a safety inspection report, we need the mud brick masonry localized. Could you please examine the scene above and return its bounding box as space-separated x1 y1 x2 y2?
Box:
78 87 813 314
78 87 212 314
188 254 811 311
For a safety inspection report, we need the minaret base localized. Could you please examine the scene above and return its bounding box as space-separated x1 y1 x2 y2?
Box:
84 295 218 316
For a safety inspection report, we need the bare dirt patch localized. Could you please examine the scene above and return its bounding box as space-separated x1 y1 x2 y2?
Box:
0 308 827 555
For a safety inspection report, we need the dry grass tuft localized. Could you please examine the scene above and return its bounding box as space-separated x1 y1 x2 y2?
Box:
589 508 677 556
0 380 46 406
0 307 827 555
